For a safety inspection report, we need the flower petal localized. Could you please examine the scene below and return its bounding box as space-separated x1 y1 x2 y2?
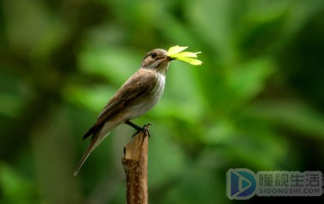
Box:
170 51 201 58
167 45 188 56
177 57 203 65
167 45 202 66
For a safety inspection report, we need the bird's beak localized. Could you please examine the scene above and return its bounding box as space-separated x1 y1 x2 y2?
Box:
166 56 174 61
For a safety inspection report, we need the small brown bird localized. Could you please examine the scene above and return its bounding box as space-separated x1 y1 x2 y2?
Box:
74 48 173 176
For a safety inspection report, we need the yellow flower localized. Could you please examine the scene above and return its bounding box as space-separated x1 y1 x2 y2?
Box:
167 45 202 66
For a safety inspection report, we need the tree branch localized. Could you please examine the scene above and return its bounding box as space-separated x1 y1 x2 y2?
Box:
122 124 151 204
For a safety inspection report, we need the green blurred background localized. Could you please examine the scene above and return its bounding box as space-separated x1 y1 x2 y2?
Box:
1 0 324 203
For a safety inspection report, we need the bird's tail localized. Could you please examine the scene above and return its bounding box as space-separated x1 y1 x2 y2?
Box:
73 133 105 176
74 130 114 176
74 121 118 176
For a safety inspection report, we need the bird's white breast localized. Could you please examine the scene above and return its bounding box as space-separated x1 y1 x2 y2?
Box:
151 73 165 103
126 73 165 120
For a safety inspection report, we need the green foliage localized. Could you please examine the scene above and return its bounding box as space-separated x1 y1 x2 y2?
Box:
0 164 39 203
1 0 324 203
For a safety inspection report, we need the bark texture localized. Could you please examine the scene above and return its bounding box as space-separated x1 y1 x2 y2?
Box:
122 124 150 204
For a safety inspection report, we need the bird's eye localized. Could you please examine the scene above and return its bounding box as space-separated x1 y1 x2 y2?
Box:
150 52 157 58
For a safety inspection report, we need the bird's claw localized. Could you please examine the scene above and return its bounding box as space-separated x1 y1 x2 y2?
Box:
143 123 152 138
131 123 152 138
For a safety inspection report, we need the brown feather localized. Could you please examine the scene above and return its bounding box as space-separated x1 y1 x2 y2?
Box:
82 69 158 140
74 133 100 176
75 49 170 175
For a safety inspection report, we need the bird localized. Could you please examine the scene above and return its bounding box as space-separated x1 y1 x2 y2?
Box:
74 48 173 176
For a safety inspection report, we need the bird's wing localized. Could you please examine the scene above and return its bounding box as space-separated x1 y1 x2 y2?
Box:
74 69 157 176
82 69 157 140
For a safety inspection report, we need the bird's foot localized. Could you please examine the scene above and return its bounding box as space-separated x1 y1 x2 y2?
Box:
142 123 152 138
131 123 152 138
126 120 152 138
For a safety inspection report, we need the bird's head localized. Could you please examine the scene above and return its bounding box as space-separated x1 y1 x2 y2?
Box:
141 49 173 75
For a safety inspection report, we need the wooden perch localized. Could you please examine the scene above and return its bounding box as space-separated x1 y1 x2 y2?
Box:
122 124 151 204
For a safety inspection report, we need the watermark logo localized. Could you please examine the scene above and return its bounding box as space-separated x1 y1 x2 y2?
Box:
227 169 322 200
227 168 256 199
